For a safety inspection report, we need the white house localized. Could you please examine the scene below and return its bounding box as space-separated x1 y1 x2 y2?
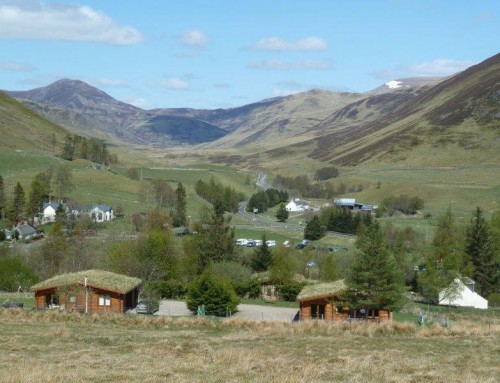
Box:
89 205 114 222
439 278 488 309
42 202 68 222
286 198 310 212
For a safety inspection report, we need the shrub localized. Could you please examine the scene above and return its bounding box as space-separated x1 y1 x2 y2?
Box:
0 257 39 291
277 283 305 301
145 279 187 299
487 293 500 308
314 166 339 181
186 272 240 316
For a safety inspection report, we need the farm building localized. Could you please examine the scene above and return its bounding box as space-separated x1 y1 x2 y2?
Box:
286 198 310 212
31 270 141 314
296 280 392 321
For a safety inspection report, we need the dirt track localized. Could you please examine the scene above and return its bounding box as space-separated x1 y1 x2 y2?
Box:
157 300 298 322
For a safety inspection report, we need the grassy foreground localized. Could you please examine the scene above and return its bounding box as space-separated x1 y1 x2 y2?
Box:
0 309 498 383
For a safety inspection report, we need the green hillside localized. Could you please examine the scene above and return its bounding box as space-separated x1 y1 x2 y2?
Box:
0 91 69 152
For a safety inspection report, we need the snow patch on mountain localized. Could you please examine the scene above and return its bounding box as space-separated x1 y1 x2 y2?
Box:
385 80 403 89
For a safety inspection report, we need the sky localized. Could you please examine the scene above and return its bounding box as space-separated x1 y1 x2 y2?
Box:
0 0 498 109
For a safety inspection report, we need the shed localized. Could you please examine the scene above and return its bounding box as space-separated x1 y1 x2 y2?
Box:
297 280 392 321
31 270 141 313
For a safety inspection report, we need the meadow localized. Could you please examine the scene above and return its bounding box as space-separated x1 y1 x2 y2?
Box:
0 308 498 383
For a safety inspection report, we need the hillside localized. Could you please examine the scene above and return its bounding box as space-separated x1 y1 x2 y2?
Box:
0 91 70 151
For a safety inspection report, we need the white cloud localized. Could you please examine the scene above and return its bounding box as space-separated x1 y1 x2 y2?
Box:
0 61 35 71
373 58 476 79
178 29 209 47
408 59 475 76
249 59 333 70
151 78 190 90
16 73 66 86
124 97 150 109
253 36 328 51
0 1 143 45
272 81 309 96
93 78 130 88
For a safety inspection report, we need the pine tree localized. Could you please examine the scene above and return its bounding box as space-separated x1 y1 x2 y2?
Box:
196 199 236 272
465 207 496 296
252 234 272 272
418 209 463 303
304 215 326 240
275 203 289 222
27 172 51 219
347 222 406 311
12 182 25 222
173 182 187 227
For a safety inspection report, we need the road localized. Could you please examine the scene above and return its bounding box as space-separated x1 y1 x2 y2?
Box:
157 300 298 322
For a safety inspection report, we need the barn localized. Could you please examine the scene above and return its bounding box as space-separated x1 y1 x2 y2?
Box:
31 270 141 314
297 280 392 321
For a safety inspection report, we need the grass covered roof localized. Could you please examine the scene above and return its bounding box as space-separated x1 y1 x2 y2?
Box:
296 279 347 302
31 270 142 294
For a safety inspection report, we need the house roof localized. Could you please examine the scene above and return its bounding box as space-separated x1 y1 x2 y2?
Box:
287 199 309 207
31 270 141 294
89 204 112 212
297 279 347 302
15 224 37 237
43 202 67 210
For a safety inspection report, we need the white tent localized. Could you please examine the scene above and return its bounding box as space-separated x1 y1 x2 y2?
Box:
439 278 488 309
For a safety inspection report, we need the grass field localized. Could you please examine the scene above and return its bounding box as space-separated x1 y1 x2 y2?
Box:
0 309 498 383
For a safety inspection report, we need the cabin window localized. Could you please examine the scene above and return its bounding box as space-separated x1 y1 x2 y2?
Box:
99 294 111 306
69 295 76 303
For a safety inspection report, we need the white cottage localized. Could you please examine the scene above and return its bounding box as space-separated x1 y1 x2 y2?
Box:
439 278 488 310
89 205 114 222
42 202 68 222
285 198 310 212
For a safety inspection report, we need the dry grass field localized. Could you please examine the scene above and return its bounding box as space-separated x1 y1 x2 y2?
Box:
1 309 499 383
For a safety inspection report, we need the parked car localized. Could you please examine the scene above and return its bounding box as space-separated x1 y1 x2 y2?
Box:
295 243 306 250
135 300 159 315
2 301 24 309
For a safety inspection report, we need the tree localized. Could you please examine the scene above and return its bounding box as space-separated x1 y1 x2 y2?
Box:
418 209 463 303
186 272 240 316
304 215 326 240
195 199 236 272
318 254 340 282
347 222 406 311
53 166 73 200
464 207 496 297
276 203 289 222
12 182 25 222
269 247 298 285
314 166 339 181
151 179 174 210
0 257 39 291
27 172 51 219
172 182 187 227
251 234 272 272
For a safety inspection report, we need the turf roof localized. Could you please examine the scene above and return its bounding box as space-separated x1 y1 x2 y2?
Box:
296 279 347 302
31 270 142 294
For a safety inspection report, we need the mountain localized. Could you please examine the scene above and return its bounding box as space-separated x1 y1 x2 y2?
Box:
366 77 443 96
4 79 228 147
284 53 500 166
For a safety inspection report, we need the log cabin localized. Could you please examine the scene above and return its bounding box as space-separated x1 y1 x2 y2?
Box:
297 279 392 322
31 270 141 314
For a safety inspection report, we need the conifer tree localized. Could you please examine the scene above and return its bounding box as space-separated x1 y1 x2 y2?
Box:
465 207 496 296
173 182 187 227
12 182 25 222
418 209 463 303
347 222 406 311
275 203 289 222
304 215 326 240
0 175 5 220
252 234 272 272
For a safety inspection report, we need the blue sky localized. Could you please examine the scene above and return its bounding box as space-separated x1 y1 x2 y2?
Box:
0 0 498 109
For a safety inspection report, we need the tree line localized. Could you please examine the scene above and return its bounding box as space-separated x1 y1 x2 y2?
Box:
61 134 118 165
195 177 245 213
246 188 289 213
273 174 363 199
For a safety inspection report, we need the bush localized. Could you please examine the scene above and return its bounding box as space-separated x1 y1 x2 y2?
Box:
186 272 240 316
277 283 305 301
145 279 187 299
234 279 261 299
487 293 500 308
314 166 339 181
0 257 39 291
